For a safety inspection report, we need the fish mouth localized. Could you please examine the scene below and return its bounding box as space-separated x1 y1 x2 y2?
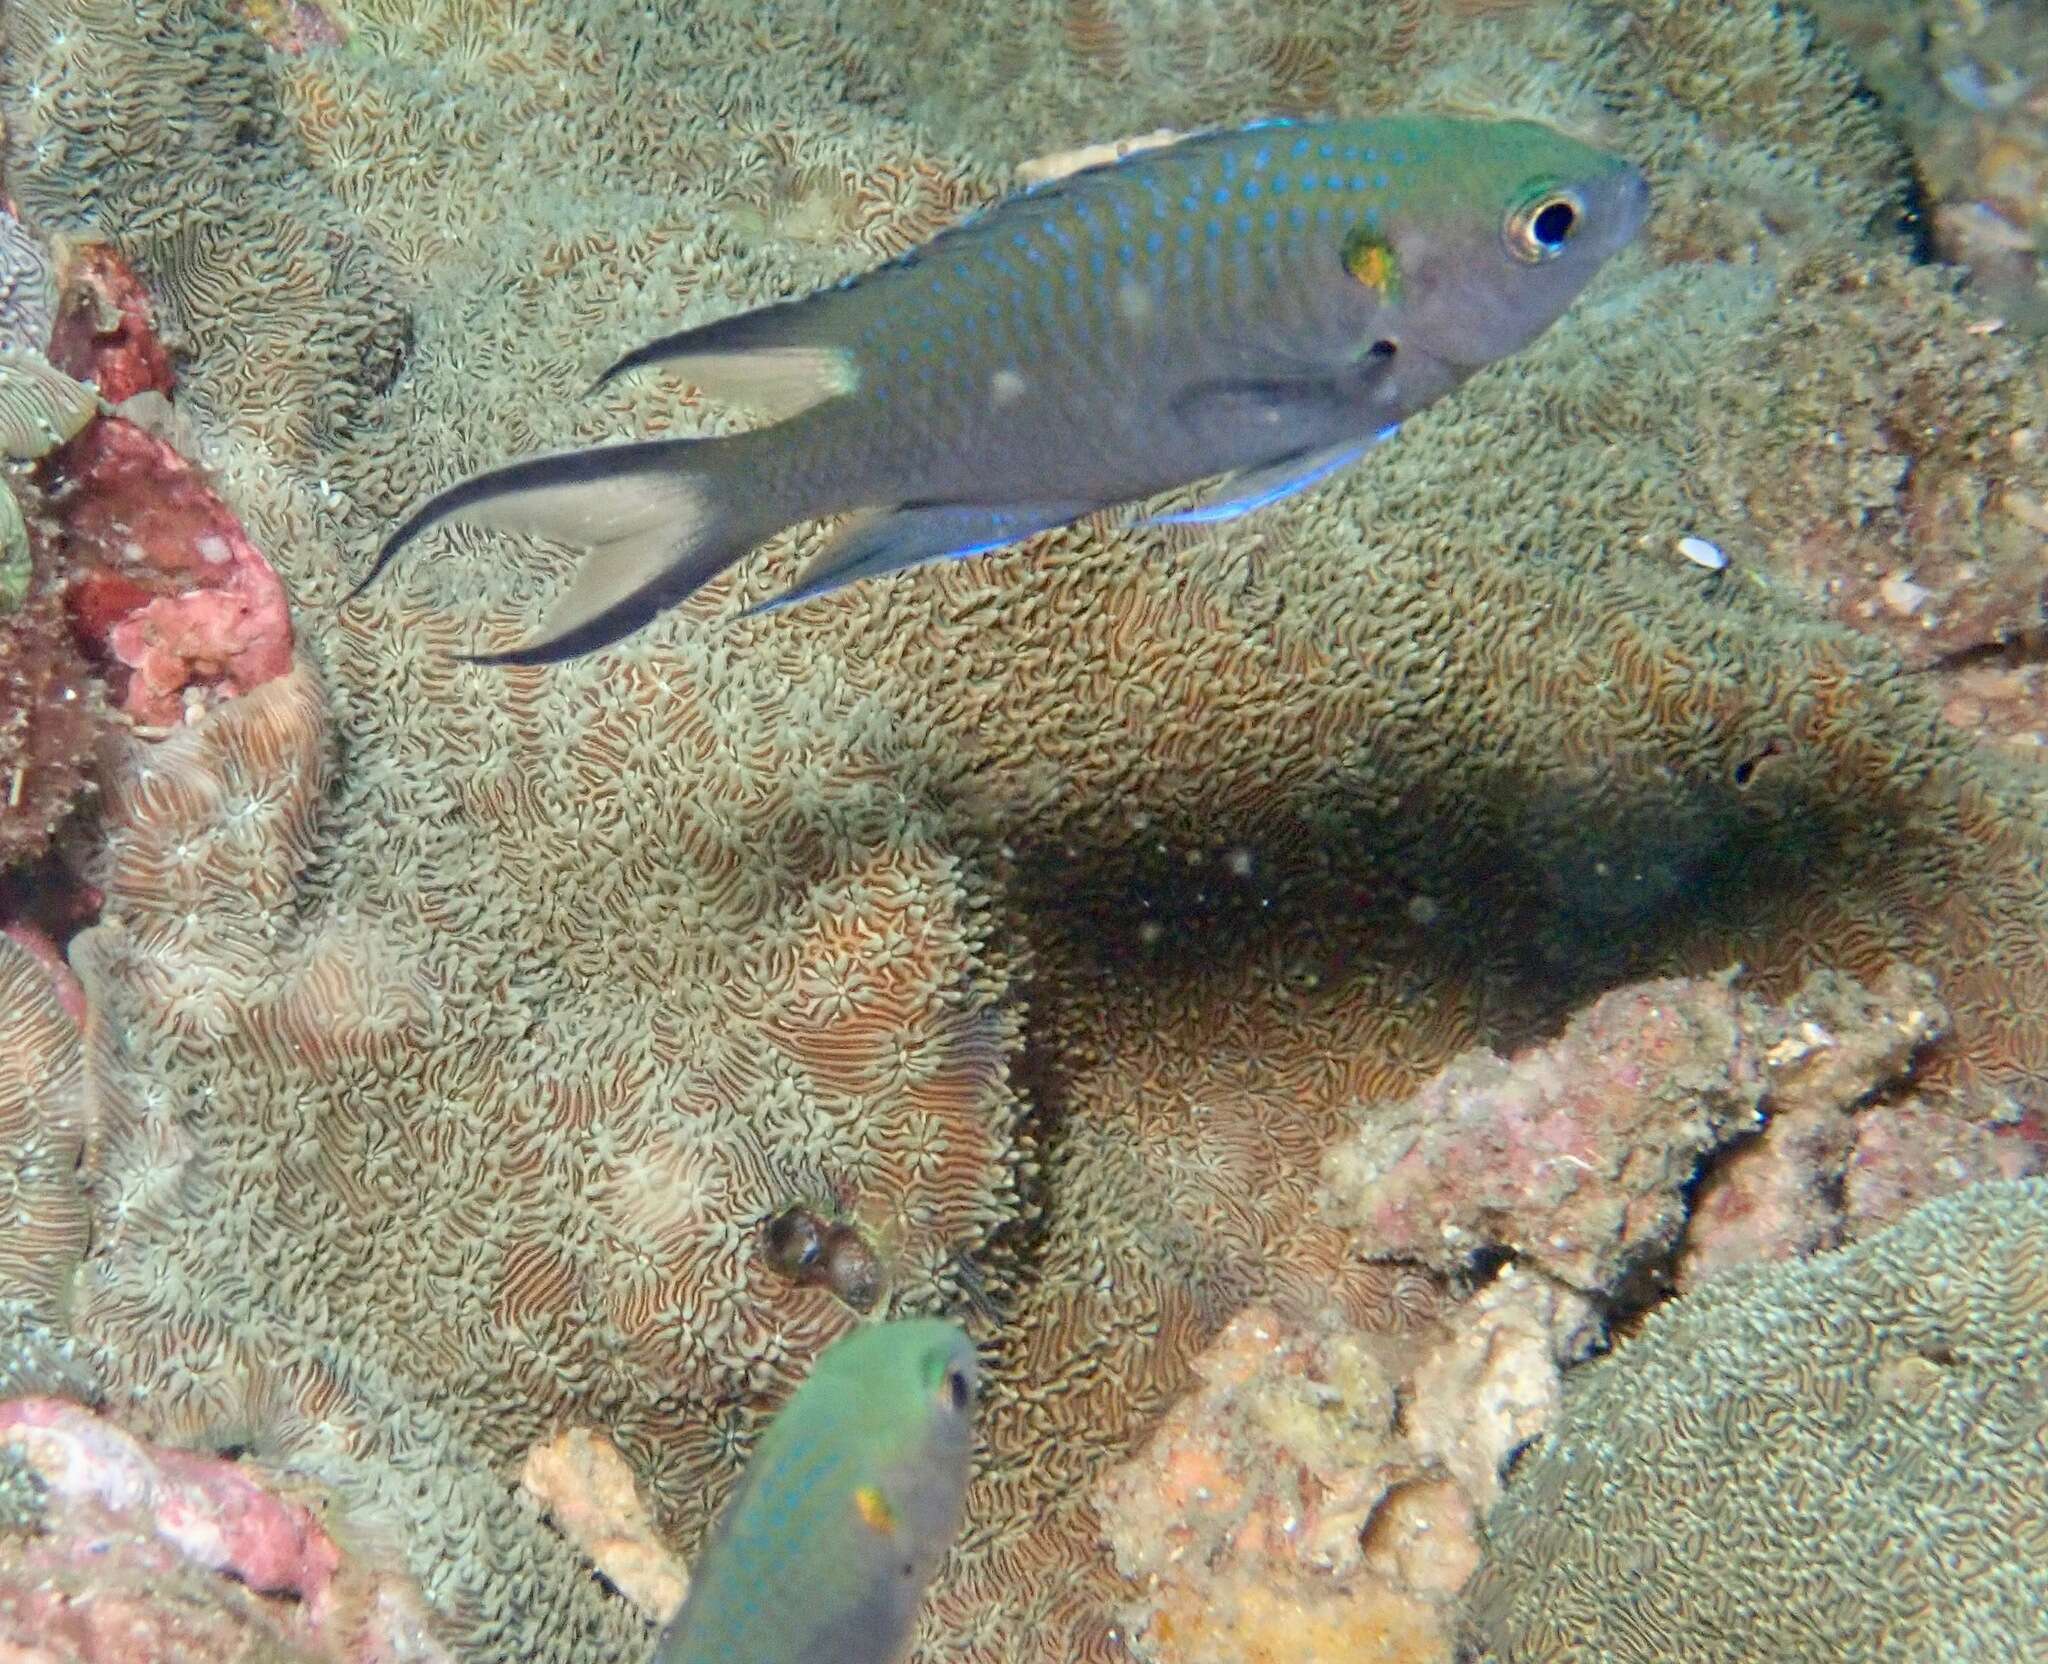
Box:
1610 164 1653 249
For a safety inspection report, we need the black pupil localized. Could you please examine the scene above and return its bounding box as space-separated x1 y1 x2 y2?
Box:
946 1368 969 1411
1532 199 1576 248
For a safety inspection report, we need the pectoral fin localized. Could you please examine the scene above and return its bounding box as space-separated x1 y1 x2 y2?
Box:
1143 425 1400 528
746 500 1090 615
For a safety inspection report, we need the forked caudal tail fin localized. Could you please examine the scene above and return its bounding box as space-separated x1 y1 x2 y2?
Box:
346 432 784 665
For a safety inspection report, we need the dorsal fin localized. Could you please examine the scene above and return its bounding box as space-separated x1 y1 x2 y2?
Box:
592 293 860 420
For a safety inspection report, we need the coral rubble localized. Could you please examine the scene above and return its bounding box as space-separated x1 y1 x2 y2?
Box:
1809 0 2048 335
518 1429 688 1623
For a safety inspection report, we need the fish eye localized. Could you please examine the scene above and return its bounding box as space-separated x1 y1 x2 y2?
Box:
925 1347 974 1412
1504 188 1584 263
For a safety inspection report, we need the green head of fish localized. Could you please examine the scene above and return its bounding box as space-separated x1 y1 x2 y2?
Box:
1353 116 1649 374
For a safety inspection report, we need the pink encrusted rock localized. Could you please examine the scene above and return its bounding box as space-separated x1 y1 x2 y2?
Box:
1842 1101 2046 1237
238 0 349 54
1680 965 1952 1288
0 1398 448 1664
1096 1307 1404 1590
45 243 174 406
54 415 292 725
1321 973 1765 1292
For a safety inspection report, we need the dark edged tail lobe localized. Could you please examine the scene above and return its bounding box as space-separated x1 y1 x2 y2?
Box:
345 432 790 666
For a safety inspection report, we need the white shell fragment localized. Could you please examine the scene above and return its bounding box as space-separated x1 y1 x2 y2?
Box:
1676 534 1727 571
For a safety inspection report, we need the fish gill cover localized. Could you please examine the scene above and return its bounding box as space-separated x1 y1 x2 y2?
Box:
0 1 2044 1662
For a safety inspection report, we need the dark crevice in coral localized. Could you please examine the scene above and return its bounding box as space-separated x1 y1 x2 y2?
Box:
1731 736 1792 789
1461 1243 1515 1293
1920 620 2048 673
0 838 102 955
1894 157 1942 267
1012 750 1873 1080
1601 1250 1680 1330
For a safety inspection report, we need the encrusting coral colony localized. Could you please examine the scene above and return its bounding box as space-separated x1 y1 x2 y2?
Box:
1 0 2045 1661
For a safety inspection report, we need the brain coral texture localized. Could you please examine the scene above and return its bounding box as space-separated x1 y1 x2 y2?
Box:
1467 1177 2048 1663
2 0 2047 1660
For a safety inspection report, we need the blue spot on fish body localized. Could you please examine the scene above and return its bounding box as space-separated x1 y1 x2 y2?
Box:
1213 186 1230 206
1242 179 1261 199
1292 136 1311 158
1146 230 1164 253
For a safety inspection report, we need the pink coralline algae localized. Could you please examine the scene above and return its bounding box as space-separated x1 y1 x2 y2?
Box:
1092 1307 1466 1664
1318 962 2030 1298
0 1398 448 1664
236 0 350 55
35 244 291 727
55 415 292 726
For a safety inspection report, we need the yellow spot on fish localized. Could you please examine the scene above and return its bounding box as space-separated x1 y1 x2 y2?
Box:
1343 229 1400 300
854 1485 897 1534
